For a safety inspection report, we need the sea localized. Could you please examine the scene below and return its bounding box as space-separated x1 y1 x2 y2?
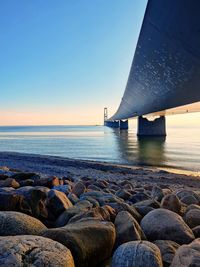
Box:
0 124 199 174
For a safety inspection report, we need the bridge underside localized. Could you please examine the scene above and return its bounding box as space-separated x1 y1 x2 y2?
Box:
107 0 200 124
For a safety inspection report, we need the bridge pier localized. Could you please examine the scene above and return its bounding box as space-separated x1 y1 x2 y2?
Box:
120 120 128 130
104 120 119 128
137 116 166 136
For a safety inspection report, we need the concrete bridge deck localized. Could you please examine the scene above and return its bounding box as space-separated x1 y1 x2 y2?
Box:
105 0 200 135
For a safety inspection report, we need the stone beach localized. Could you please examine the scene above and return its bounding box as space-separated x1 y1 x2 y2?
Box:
1 152 200 266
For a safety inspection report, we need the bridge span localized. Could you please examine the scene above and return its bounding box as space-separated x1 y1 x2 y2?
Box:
105 0 200 135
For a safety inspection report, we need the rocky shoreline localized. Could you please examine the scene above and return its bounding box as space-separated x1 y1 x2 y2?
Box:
0 153 200 266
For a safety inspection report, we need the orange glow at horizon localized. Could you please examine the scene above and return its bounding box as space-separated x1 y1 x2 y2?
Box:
0 106 105 126
1 107 200 126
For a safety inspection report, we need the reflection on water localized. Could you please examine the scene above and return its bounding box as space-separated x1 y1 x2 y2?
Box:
112 129 166 167
137 136 166 166
0 125 199 172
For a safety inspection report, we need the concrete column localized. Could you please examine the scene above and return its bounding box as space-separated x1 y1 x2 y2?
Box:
120 120 128 130
137 116 166 136
104 120 119 128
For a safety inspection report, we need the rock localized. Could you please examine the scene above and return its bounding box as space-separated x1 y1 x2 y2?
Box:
93 180 108 189
42 220 116 267
88 184 102 191
80 191 104 199
97 258 111 267
114 211 146 248
161 194 182 213
171 238 200 267
0 178 20 189
12 172 41 181
15 186 50 220
140 208 195 244
93 193 120 206
30 187 49 219
0 187 15 193
75 200 93 209
176 189 200 205
68 207 110 224
135 206 154 216
162 188 172 196
53 185 71 194
47 176 60 187
0 211 47 235
109 202 141 222
15 186 35 197
34 176 60 188
185 204 200 213
80 195 100 207
153 240 180 267
19 179 34 187
115 189 131 200
151 186 164 202
47 189 73 217
130 192 150 204
123 183 134 191
0 191 27 212
192 225 200 238
67 193 79 204
0 174 9 180
181 195 199 205
72 181 86 197
134 199 160 209
183 208 200 228
102 205 116 221
111 241 163 267
0 235 75 267
108 184 121 192
55 205 91 227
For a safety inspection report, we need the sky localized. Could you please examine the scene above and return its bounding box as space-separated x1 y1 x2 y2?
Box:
0 0 200 126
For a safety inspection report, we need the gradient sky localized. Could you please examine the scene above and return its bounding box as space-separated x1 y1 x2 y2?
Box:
1 0 200 126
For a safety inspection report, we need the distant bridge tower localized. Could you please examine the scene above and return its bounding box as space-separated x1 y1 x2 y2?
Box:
104 108 127 129
104 107 108 124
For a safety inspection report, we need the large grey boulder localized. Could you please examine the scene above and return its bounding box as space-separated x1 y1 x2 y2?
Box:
153 240 180 267
0 211 47 236
114 211 146 248
0 235 75 267
140 208 194 244
111 241 163 267
42 219 116 267
171 238 200 267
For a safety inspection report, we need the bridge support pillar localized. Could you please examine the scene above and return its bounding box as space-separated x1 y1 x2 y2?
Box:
137 116 166 136
120 120 128 130
104 120 119 128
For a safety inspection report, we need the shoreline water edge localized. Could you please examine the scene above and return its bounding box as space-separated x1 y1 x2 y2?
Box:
1 152 200 266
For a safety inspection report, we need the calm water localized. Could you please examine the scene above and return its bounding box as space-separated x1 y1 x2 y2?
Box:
0 124 200 173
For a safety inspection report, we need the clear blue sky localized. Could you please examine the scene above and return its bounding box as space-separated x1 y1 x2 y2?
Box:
1 0 200 126
0 0 148 125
